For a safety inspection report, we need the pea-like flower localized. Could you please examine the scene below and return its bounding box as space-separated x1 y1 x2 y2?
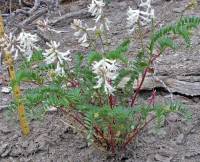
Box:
17 30 39 61
88 0 105 23
88 0 111 31
92 58 119 95
71 19 96 47
43 41 71 75
99 17 111 31
127 0 155 33
0 33 19 60
127 7 140 33
139 0 155 25
36 19 64 34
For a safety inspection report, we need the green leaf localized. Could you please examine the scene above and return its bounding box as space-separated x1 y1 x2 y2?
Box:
88 51 102 64
106 39 130 63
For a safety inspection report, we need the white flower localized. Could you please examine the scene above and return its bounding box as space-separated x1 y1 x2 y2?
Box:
99 17 111 31
17 30 38 61
127 0 155 33
71 19 96 47
88 0 111 32
36 19 64 34
55 62 65 76
127 7 140 33
88 0 105 23
140 0 152 9
78 33 89 47
139 0 155 26
92 58 119 95
36 19 49 31
104 17 111 31
0 33 19 60
43 41 71 75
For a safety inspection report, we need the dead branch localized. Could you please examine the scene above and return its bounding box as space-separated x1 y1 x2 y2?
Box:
49 9 92 26
28 0 41 14
131 51 200 97
133 76 200 96
21 0 33 7
14 7 48 34
21 8 47 26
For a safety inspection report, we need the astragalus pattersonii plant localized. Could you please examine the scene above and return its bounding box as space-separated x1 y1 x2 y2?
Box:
5 0 200 154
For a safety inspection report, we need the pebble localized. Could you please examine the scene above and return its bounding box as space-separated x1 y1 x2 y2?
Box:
1 86 11 94
176 133 184 145
0 143 10 157
22 141 29 148
173 7 185 13
0 126 12 134
154 154 173 162
1 146 11 157
0 143 8 155
119 2 127 10
167 113 180 123
48 106 58 112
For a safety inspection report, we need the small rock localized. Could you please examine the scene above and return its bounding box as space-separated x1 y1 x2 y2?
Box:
0 143 8 155
69 5 82 12
148 128 167 139
154 154 173 162
119 2 127 10
77 141 88 149
176 133 184 145
0 126 12 134
48 106 58 112
166 113 180 123
1 146 11 157
35 135 48 151
26 141 37 154
11 134 20 140
1 86 12 93
173 7 185 13
22 141 29 148
157 128 167 139
10 145 22 157
8 157 18 162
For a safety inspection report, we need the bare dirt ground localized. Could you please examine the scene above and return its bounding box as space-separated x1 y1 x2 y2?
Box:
1 0 200 161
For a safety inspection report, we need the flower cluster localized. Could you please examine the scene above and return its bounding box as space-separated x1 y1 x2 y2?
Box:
88 0 105 23
17 30 39 61
127 0 155 33
0 33 19 60
71 0 111 47
0 31 39 61
71 19 96 47
42 41 71 76
36 19 64 34
88 0 110 31
92 58 119 95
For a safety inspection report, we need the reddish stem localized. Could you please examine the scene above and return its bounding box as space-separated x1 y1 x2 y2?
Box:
69 80 80 88
109 95 113 108
123 116 155 149
130 51 162 107
108 79 115 108
61 108 87 129
94 126 109 145
109 125 116 154
122 127 140 149
148 89 157 106
130 68 148 107
150 53 161 64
